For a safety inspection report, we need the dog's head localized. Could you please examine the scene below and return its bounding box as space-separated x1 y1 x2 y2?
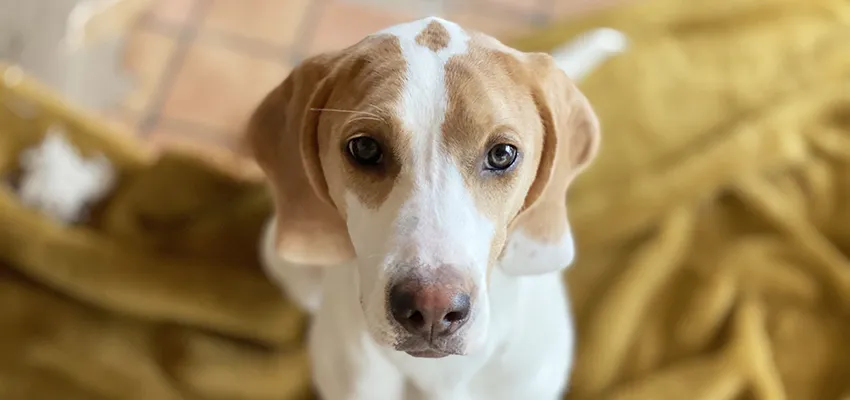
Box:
249 18 599 358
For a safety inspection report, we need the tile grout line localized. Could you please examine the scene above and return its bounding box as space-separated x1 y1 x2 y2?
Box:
203 30 293 64
139 17 293 66
136 0 545 74
133 0 552 143
137 0 213 138
156 117 237 147
449 0 548 26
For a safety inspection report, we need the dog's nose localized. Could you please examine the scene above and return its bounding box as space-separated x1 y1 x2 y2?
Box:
388 274 472 340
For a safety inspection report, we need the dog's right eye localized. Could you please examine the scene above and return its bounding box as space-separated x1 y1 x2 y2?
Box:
347 136 383 166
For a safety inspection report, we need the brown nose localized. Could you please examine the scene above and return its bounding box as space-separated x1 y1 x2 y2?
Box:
388 273 472 340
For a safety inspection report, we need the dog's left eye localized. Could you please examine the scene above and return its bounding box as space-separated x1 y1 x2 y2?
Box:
347 136 383 166
485 144 518 171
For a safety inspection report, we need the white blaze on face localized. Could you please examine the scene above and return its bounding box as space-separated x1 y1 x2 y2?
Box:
343 18 494 349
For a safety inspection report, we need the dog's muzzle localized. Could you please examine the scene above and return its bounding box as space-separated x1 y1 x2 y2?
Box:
387 265 474 358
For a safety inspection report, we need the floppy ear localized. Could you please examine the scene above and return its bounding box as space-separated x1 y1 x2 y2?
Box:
499 53 601 276
247 52 356 266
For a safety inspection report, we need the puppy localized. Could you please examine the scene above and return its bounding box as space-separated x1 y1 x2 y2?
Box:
250 17 600 400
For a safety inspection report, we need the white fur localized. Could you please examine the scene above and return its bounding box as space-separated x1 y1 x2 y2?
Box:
263 223 573 400
260 17 601 400
500 228 576 276
346 17 494 355
260 219 324 313
16 127 115 224
550 27 628 81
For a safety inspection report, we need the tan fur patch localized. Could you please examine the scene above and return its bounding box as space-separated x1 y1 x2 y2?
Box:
441 43 544 266
442 45 543 217
247 51 356 265
440 34 600 271
317 36 410 212
514 51 600 241
415 20 450 52
246 35 414 263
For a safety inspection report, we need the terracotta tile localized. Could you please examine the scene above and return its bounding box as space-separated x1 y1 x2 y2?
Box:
160 42 292 135
147 122 223 151
479 0 546 13
445 12 538 41
194 30 287 61
203 0 311 47
307 1 416 56
101 108 142 138
149 0 198 25
122 28 177 113
554 0 625 17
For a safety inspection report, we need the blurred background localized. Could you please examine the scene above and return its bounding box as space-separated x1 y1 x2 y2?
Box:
3 0 850 399
3 0 621 160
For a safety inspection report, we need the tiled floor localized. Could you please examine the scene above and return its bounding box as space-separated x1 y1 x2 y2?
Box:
114 0 617 157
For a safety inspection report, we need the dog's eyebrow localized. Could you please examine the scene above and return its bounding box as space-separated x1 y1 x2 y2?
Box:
310 107 390 126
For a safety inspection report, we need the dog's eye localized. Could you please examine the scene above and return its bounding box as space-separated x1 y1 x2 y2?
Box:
347 136 383 166
485 144 518 171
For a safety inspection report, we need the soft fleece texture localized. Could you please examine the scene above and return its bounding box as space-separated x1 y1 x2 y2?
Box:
1 0 850 398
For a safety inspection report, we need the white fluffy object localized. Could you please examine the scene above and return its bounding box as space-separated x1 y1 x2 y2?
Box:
551 28 629 81
17 127 115 224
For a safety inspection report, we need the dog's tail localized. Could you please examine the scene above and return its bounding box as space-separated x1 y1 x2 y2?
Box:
259 218 324 314
550 27 629 82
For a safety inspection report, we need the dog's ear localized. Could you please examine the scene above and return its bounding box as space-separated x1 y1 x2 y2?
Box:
500 53 601 276
247 52 356 266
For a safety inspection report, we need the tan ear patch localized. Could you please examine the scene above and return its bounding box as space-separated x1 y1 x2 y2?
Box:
505 52 600 248
441 46 539 225
416 20 450 52
439 42 549 279
246 51 357 265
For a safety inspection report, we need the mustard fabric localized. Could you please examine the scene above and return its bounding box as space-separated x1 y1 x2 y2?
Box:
510 0 850 398
1 0 849 397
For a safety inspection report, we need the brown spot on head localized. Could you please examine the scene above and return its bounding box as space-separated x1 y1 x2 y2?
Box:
415 20 450 52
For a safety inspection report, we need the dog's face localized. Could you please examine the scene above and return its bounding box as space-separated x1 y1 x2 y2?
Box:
249 18 599 358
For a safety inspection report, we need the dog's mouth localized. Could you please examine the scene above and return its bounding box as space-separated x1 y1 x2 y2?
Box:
405 349 450 359
395 336 465 359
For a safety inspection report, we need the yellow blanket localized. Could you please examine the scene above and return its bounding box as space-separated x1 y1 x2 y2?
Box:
510 0 850 398
1 0 849 398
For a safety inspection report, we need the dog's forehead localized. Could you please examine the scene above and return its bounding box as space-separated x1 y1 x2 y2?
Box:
366 17 525 80
359 17 529 136
374 17 467 55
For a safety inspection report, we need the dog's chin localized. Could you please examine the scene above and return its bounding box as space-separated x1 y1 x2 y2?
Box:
393 332 470 359
404 349 452 359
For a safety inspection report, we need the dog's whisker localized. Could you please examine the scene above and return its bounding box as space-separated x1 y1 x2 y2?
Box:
360 253 384 263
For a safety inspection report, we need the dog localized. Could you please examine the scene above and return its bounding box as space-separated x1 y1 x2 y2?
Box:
249 17 600 400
